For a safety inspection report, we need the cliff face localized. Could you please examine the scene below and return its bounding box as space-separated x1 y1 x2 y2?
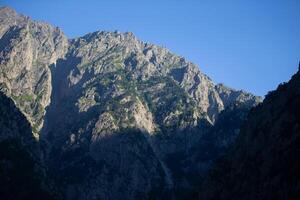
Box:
0 7 68 136
0 7 263 199
199 70 300 200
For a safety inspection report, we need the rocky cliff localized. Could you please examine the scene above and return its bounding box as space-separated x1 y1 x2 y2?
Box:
0 7 68 136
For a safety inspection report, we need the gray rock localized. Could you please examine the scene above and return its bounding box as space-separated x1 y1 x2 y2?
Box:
0 6 68 136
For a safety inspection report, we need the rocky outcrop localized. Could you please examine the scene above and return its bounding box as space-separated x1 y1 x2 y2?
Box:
198 70 300 200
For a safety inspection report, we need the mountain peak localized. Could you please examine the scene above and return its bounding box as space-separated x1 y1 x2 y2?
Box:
0 6 260 134
0 6 17 16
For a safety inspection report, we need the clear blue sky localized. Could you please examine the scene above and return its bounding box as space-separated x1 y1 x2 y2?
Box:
1 0 300 96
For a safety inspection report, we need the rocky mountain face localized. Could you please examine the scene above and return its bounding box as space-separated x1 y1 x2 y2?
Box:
0 7 68 137
198 69 300 200
0 7 265 199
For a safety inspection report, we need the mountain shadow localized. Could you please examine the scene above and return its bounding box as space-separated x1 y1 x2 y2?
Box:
197 69 300 200
0 91 57 200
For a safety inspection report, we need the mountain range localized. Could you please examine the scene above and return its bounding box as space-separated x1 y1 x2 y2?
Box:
0 6 298 200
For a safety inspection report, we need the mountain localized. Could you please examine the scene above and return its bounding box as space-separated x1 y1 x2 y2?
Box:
0 7 263 199
198 69 300 199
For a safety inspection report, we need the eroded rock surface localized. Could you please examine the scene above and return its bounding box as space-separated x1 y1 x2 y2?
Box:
0 7 68 136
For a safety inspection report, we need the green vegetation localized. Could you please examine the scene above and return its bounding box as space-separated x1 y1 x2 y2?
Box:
111 57 123 69
12 94 35 102
77 96 96 112
137 76 195 124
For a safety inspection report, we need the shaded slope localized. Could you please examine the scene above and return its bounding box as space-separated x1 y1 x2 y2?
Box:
0 91 56 200
199 69 300 200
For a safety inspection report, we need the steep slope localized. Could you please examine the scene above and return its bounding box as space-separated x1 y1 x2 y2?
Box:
169 103 255 198
199 69 300 200
0 6 68 136
0 7 262 199
0 6 259 137
40 31 260 199
0 91 56 200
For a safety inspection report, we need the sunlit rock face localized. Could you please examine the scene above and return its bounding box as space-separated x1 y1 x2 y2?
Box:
0 6 68 136
0 7 262 199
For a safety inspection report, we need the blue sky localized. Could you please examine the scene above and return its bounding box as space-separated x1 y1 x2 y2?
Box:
1 0 300 96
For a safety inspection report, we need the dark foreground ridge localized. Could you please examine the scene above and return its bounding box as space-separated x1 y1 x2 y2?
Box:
198 70 300 200
0 92 57 199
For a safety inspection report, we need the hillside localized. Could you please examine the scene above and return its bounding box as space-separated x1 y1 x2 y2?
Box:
198 69 300 200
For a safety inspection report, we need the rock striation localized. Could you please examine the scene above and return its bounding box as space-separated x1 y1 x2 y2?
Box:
0 6 68 136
